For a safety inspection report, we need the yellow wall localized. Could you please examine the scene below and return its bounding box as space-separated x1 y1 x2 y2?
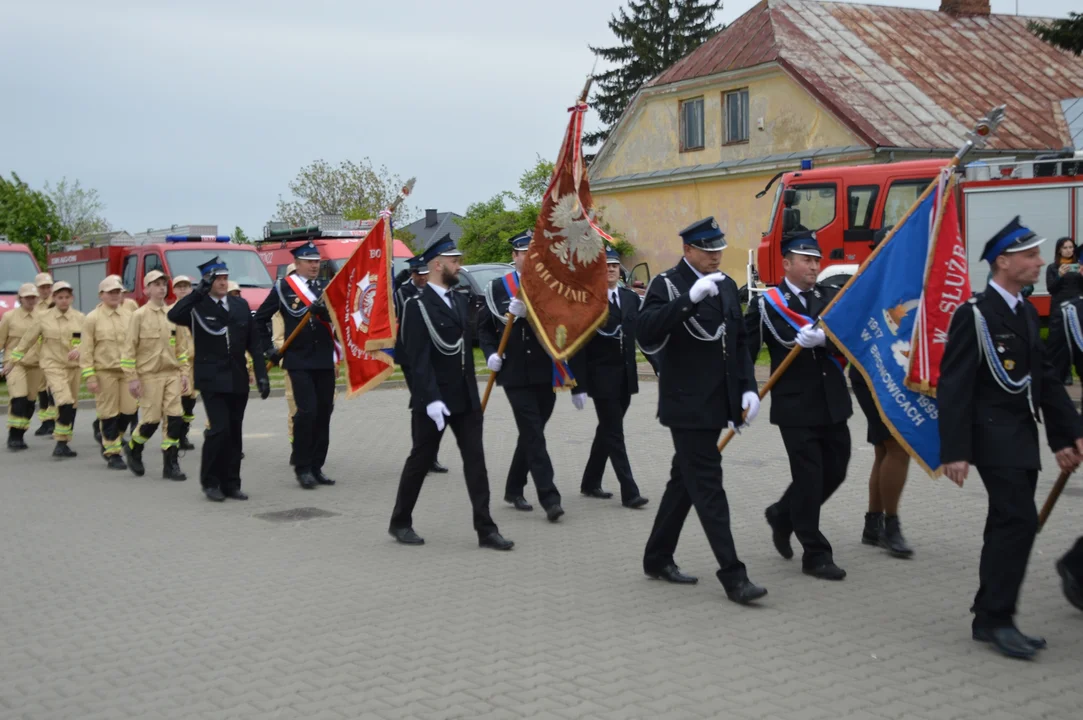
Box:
593 70 862 179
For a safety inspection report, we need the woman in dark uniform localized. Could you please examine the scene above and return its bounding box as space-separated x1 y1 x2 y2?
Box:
1045 237 1083 383
851 367 913 558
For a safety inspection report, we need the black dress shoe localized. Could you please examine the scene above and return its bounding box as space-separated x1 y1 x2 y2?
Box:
581 488 614 499
224 490 249 500
766 508 793 560
972 627 1038 659
623 496 649 509
1056 558 1083 611
313 470 336 485
726 579 768 605
546 504 565 523
504 495 533 511
106 454 127 470
645 563 698 584
204 488 226 502
296 471 317 489
803 562 847 581
389 527 424 545
479 532 514 551
52 442 77 458
429 459 449 474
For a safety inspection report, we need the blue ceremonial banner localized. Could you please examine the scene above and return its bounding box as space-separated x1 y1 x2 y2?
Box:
820 192 942 476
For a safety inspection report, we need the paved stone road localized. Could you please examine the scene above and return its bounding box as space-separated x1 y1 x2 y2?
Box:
1 383 1081 720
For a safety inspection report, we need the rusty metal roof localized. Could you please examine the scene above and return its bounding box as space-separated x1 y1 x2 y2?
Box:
648 0 1083 151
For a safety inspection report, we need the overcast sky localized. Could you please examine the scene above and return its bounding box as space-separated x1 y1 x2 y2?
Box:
1 0 1076 239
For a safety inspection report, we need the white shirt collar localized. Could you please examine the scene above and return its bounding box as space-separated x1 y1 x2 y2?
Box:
609 286 620 306
988 279 1022 312
428 282 453 308
783 277 810 306
682 257 704 279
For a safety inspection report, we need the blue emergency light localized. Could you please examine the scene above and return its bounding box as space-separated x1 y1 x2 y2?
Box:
801 159 813 170
165 235 231 243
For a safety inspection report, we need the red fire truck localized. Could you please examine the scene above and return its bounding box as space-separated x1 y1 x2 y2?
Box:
48 235 274 313
0 239 43 322
256 215 415 283
751 154 1083 318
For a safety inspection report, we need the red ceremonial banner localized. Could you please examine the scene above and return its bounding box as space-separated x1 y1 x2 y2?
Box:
519 100 609 361
906 172 968 396
323 215 396 397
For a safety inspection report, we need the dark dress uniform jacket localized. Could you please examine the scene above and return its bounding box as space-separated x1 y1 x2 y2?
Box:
394 282 421 377
253 277 336 371
167 292 268 394
400 285 479 415
569 286 640 400
638 260 756 430
744 283 852 427
478 275 552 388
939 289 1081 469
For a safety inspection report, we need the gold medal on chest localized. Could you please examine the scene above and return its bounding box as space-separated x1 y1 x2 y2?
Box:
1003 359 1016 371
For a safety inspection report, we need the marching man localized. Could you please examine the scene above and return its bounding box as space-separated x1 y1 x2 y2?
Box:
122 270 190 480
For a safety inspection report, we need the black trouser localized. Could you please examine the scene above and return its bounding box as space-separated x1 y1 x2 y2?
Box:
580 391 640 502
769 422 851 567
644 429 747 589
200 391 248 494
288 368 335 474
503 385 560 509
972 466 1039 630
390 408 498 538
1063 536 1083 578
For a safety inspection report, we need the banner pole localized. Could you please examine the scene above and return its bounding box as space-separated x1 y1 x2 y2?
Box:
481 315 514 413
717 107 1005 453
1038 470 1072 531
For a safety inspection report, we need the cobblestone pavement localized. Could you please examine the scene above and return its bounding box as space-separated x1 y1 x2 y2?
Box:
1 383 1081 720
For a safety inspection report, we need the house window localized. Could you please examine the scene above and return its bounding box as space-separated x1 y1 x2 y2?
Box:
725 89 749 144
680 97 704 152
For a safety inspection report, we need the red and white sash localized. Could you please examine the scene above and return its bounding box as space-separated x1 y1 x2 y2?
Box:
284 275 343 363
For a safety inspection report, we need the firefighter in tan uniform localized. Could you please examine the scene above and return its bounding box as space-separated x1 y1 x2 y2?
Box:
169 275 199 451
122 270 190 480
81 276 138 470
9 281 85 458
90 275 140 446
32 272 59 437
1 283 43 450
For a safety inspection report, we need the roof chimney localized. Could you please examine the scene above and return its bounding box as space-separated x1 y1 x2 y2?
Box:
939 0 990 15
425 209 439 228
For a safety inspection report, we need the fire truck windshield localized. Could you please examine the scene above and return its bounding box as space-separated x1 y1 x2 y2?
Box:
166 249 273 288
0 252 38 293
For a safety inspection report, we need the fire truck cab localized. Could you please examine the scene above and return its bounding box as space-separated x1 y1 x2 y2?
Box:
754 154 1083 317
0 238 42 322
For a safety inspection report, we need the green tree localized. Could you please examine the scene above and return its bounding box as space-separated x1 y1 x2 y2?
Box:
275 158 417 228
232 226 252 244
586 0 723 149
0 172 68 265
44 177 110 240
1030 13 1083 56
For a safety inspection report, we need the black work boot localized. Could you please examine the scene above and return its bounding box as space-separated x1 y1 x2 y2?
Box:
106 454 128 470
35 419 55 437
880 515 913 558
92 419 102 444
178 424 195 451
7 428 28 451
126 441 146 477
162 447 187 481
52 441 77 458
862 512 884 546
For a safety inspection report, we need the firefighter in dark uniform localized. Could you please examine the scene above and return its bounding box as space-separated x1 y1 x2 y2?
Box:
939 217 1083 659
638 217 767 606
1058 537 1083 612
568 248 648 509
254 242 338 490
388 235 513 551
394 253 447 475
167 257 270 502
478 230 569 522
745 231 851 581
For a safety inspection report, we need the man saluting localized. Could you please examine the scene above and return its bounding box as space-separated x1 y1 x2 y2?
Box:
939 217 1083 659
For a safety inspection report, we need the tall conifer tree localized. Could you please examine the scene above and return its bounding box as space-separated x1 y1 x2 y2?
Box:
1029 13 1083 57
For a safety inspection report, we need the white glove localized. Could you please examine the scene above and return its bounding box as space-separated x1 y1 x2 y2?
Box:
508 297 527 318
487 354 503 372
741 391 761 425
796 324 826 348
426 400 451 431
571 392 586 411
688 272 724 303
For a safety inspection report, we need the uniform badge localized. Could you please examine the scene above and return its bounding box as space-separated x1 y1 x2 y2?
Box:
996 344 1006 354
1004 359 1016 370
813 289 821 299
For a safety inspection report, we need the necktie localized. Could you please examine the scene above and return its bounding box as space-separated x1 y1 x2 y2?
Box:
799 290 813 313
610 290 619 308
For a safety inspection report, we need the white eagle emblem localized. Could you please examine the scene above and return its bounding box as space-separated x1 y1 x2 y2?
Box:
546 193 604 272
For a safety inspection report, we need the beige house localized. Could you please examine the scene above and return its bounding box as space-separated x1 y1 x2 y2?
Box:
589 0 1083 280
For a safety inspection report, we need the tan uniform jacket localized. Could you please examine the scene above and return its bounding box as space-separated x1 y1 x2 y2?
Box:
122 303 190 379
81 305 132 380
0 306 42 367
12 307 85 370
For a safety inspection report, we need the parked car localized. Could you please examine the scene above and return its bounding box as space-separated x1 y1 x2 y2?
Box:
454 263 514 345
